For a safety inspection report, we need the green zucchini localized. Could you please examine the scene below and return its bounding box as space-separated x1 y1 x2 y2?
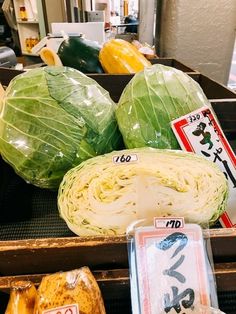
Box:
58 36 104 73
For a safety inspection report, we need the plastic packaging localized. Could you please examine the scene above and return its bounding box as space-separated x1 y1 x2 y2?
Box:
127 220 221 314
34 267 106 314
5 280 37 314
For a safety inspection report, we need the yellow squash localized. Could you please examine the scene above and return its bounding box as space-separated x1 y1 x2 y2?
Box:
99 38 151 73
39 47 62 66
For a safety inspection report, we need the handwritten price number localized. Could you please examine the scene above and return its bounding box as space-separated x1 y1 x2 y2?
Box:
187 113 201 124
154 218 184 229
166 219 182 228
115 154 131 163
113 154 138 164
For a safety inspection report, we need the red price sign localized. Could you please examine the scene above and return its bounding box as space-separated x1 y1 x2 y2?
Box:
171 106 236 228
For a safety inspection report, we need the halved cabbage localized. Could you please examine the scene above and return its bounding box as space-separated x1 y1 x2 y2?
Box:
58 148 228 236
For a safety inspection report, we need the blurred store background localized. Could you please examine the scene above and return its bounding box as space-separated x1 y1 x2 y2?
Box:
0 0 236 89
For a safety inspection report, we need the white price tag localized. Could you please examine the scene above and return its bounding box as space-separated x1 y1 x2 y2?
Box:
134 224 211 314
154 217 185 229
171 106 236 228
42 304 79 314
113 153 138 164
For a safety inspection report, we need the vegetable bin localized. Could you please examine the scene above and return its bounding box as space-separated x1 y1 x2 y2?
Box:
0 66 236 314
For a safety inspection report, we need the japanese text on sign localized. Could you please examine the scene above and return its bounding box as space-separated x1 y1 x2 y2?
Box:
134 224 210 314
171 106 236 228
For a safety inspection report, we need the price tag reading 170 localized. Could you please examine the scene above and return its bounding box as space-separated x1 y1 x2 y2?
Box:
113 153 138 164
154 217 185 229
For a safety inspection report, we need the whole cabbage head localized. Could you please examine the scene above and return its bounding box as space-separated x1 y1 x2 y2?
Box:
116 64 210 149
0 66 122 189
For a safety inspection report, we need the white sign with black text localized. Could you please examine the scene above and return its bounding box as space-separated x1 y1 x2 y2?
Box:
134 224 211 314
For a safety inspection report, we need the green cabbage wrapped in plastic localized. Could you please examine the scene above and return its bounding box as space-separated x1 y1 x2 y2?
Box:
116 64 210 149
58 148 228 236
0 66 122 189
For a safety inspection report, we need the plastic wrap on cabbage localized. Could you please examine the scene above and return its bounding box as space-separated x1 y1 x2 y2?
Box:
116 64 210 149
0 66 122 189
58 148 228 236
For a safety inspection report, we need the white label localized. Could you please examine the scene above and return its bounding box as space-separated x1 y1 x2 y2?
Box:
171 106 236 228
42 304 79 314
113 153 138 164
134 224 211 314
154 217 185 229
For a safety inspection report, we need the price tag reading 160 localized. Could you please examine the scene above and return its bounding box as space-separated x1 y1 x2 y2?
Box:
113 154 138 164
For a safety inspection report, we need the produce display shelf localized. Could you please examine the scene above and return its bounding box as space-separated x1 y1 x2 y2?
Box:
0 229 235 276
0 230 236 313
150 57 197 72
0 58 195 87
0 67 236 313
1 66 236 100
88 72 236 102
